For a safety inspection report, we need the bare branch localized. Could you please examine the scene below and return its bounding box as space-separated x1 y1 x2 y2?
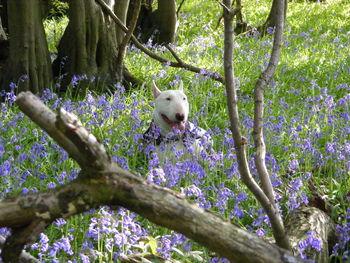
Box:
15 92 86 168
116 0 142 80
165 44 183 64
216 0 231 13
176 0 186 17
253 0 285 208
222 0 291 250
94 0 224 84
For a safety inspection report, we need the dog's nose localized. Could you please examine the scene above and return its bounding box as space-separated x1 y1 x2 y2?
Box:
175 113 185 121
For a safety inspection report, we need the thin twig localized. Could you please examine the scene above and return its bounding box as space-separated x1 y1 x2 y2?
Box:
216 0 231 13
165 44 183 64
95 0 224 84
176 0 186 17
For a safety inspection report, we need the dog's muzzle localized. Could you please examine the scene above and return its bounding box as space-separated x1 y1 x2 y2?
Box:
161 114 186 131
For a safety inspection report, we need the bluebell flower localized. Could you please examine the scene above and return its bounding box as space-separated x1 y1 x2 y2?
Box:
54 218 67 227
256 228 266 236
79 253 90 263
0 160 11 176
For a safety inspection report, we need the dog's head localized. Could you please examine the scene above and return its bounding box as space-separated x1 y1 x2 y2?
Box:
152 81 189 136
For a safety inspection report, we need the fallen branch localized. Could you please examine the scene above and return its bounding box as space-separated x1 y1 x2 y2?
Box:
0 91 308 263
285 207 336 263
94 0 224 84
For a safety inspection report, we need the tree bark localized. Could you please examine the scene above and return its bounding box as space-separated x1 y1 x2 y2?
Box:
253 0 285 214
285 207 336 263
116 0 140 83
0 16 6 41
1 0 52 94
115 0 130 45
128 0 177 44
153 0 177 44
261 0 287 33
0 236 39 263
53 0 129 88
0 16 8 72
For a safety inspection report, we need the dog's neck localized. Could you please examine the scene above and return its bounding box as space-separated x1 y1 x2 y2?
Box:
143 120 209 148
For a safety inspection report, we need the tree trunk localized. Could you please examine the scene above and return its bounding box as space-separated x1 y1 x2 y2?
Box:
261 0 287 33
53 0 129 89
128 0 177 45
0 16 8 73
234 0 250 34
1 0 52 94
153 0 177 44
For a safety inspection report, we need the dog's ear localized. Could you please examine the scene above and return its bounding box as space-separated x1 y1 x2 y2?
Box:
152 81 161 99
178 80 184 91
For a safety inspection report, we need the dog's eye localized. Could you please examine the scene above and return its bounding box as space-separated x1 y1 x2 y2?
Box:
183 97 186 100
166 97 171 101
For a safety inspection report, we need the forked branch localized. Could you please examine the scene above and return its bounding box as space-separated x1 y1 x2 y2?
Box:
222 0 291 250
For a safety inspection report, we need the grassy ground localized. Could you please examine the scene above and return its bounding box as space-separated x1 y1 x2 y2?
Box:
1 0 349 262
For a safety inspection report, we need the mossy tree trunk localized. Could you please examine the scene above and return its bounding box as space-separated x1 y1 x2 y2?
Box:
1 0 52 94
53 0 130 89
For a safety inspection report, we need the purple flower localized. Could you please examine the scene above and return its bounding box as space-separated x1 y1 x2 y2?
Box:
185 184 202 197
266 26 275 34
231 205 244 219
47 182 57 189
288 159 299 170
290 178 303 192
54 218 67 227
256 228 266 236
79 253 90 263
0 160 11 176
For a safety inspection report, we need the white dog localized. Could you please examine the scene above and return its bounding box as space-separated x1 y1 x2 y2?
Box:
143 81 212 162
